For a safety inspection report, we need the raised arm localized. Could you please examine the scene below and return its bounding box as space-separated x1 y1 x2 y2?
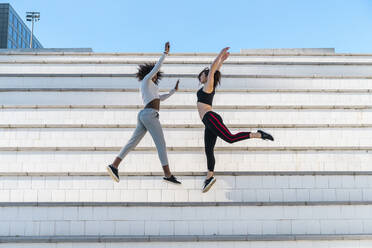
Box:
159 80 180 101
217 50 229 71
143 42 170 82
203 47 230 92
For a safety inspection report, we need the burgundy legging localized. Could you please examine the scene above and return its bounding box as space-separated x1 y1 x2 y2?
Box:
202 111 251 171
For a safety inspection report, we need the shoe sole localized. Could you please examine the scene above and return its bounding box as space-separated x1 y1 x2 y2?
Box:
258 130 274 141
106 166 120 183
163 179 182 185
202 178 216 193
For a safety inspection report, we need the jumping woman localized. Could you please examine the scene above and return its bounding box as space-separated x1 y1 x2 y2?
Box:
107 42 181 184
197 47 274 193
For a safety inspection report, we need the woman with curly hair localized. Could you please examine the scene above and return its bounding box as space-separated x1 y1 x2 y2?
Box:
197 47 274 193
107 42 181 184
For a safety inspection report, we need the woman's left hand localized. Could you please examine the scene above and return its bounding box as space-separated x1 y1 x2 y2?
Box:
174 79 180 91
221 51 230 62
164 42 170 54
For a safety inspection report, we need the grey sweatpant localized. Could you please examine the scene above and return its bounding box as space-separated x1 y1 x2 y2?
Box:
117 108 169 166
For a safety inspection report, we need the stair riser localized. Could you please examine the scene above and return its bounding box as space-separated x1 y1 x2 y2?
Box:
1 175 372 202
2 64 372 76
1 77 372 89
1 109 371 126
0 128 370 147
2 151 370 173
1 205 371 236
0 240 370 248
1 91 372 106
3 53 372 62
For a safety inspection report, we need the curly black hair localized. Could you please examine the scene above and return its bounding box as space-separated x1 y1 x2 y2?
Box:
136 63 163 85
198 68 221 89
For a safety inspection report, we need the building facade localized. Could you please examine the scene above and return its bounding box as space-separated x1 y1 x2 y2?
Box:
0 3 42 49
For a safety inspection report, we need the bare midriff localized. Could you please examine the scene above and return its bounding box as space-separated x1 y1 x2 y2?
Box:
145 98 160 111
197 102 213 120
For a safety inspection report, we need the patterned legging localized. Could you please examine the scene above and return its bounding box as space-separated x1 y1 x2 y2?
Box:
202 111 251 171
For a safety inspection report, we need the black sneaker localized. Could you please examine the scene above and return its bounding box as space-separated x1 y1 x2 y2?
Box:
163 175 181 184
202 177 216 193
106 164 120 182
257 130 274 141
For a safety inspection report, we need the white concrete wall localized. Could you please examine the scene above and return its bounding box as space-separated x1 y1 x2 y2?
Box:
3 63 372 76
1 205 372 236
1 91 372 105
1 175 371 202
2 240 372 248
1 108 370 125
0 127 371 148
0 51 371 246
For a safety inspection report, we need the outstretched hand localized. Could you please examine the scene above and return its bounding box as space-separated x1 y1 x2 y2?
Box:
164 42 170 54
221 51 230 62
220 47 230 53
174 79 180 91
219 47 230 61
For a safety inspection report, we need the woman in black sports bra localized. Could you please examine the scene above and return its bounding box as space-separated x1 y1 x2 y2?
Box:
197 47 274 193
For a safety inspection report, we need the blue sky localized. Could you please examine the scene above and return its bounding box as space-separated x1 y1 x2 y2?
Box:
3 0 372 53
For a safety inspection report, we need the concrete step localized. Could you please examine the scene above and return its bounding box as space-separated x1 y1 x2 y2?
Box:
1 108 370 126
1 203 372 236
2 146 371 152
2 150 370 173
0 128 370 148
2 124 372 128
2 104 371 110
3 52 372 63
1 76 372 90
2 50 372 59
1 91 372 106
2 88 372 93
3 62 372 77
2 235 372 247
1 174 372 202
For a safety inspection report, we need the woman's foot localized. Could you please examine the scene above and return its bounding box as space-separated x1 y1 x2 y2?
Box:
163 175 181 184
257 130 274 141
107 164 120 182
202 177 216 193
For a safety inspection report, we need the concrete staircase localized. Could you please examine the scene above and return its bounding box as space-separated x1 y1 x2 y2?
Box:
1 49 372 247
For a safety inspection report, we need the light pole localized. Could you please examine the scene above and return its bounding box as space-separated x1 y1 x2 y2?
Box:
26 12 40 48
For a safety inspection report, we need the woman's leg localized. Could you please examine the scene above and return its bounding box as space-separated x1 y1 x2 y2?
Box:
140 109 177 180
203 111 252 143
107 111 147 182
202 127 218 192
114 111 147 168
204 111 273 143
204 127 217 176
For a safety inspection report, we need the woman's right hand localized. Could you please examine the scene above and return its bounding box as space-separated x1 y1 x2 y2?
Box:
164 42 170 54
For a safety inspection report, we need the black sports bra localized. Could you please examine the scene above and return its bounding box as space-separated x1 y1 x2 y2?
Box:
197 87 215 106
